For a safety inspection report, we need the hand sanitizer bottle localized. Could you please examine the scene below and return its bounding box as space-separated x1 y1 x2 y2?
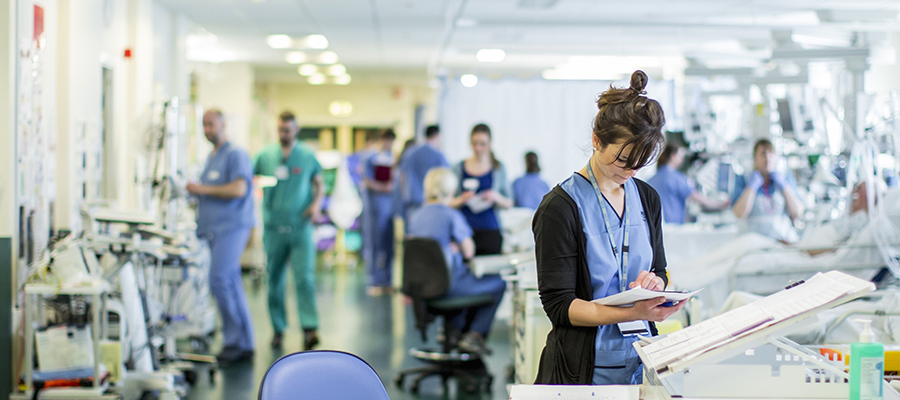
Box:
850 319 884 400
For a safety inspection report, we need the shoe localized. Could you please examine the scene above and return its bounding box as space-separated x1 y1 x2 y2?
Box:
271 333 283 349
457 332 491 355
303 331 320 351
217 349 254 367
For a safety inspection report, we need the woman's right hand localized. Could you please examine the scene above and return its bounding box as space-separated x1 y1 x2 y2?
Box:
630 297 686 322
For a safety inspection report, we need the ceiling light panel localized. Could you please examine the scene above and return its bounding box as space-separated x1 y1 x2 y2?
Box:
476 49 506 62
308 73 326 85
266 34 292 49
285 51 307 64
298 64 318 76
318 51 339 64
327 64 346 76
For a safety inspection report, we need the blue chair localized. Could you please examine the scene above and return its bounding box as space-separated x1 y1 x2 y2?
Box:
258 351 389 400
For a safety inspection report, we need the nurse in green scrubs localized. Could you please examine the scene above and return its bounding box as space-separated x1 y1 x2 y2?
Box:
254 111 324 351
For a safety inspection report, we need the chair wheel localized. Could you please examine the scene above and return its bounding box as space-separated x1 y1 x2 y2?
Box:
410 382 419 393
394 375 404 388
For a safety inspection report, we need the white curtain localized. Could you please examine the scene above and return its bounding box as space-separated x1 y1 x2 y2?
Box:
438 78 676 187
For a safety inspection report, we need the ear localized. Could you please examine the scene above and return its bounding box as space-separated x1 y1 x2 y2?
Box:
591 134 600 150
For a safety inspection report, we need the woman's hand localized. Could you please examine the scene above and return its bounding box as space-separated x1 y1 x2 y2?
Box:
631 296 687 322
628 271 664 291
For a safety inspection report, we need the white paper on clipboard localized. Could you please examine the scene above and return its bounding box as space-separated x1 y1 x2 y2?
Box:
591 287 702 306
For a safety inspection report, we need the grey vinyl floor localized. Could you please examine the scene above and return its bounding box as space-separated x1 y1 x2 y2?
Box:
183 263 514 400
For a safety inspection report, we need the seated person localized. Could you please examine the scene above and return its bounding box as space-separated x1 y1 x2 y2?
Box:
671 180 897 312
407 167 507 355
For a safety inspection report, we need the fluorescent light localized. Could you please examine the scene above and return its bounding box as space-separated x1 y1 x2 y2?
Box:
329 100 353 116
327 64 346 76
297 64 318 76
460 74 478 88
305 34 329 49
334 74 352 85
285 51 307 64
266 34 292 49
308 73 326 85
476 49 506 63
318 51 339 64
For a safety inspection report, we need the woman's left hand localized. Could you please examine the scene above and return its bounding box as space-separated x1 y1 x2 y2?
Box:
628 271 664 291
480 190 499 204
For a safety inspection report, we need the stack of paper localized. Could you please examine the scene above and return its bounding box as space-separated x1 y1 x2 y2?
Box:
591 287 702 306
640 271 875 372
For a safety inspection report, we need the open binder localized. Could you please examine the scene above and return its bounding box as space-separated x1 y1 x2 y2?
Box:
634 270 900 399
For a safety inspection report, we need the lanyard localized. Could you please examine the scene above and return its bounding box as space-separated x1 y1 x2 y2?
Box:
586 164 630 293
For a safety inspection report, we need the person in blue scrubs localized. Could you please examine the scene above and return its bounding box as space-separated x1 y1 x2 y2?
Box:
254 111 325 351
398 125 449 223
450 123 513 255
731 139 805 243
532 71 685 385
348 130 380 286
362 129 397 296
408 167 506 355
511 151 551 210
647 144 729 224
186 109 256 365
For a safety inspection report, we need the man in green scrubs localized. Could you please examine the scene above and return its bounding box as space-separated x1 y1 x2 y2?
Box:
254 111 324 350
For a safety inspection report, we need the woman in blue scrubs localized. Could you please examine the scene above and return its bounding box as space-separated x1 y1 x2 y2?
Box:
408 167 506 355
363 129 397 296
512 151 551 210
451 123 512 255
532 71 686 385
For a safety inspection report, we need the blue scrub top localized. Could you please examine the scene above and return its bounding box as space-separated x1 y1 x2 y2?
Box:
347 148 376 191
559 173 653 385
647 165 694 224
512 173 551 210
398 144 449 206
460 168 500 230
196 142 256 237
407 203 473 276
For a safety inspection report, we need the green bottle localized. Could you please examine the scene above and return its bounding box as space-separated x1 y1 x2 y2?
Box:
850 319 884 400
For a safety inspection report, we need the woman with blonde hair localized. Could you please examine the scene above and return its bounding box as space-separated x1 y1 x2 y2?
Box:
407 167 506 355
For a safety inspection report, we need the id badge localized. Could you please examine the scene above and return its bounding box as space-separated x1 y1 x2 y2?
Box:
275 165 289 180
617 320 650 337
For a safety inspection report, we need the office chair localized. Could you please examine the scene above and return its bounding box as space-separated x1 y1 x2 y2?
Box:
258 351 389 400
395 237 494 394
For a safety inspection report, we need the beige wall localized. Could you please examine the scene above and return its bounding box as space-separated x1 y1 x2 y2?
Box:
1 0 15 239
195 62 255 152
255 80 436 155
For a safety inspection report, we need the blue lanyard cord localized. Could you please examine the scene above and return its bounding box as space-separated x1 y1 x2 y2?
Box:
586 164 630 293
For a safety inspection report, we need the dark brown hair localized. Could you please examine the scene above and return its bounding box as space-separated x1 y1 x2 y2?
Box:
657 143 681 167
593 70 666 170
471 123 500 169
279 110 296 123
381 128 396 140
525 151 540 173
753 139 774 156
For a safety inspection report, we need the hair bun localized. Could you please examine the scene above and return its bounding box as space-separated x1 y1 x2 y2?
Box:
629 70 648 95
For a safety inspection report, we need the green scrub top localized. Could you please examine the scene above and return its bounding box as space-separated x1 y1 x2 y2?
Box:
254 143 322 228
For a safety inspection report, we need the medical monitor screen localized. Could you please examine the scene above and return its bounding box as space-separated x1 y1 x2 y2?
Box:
777 98 794 135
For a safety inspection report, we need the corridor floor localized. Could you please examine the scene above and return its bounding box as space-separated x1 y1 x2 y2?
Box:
185 266 514 400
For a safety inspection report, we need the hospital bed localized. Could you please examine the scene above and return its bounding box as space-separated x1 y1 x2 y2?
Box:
668 190 900 319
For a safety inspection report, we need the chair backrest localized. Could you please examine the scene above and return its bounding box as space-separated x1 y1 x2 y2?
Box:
258 351 389 400
401 237 451 299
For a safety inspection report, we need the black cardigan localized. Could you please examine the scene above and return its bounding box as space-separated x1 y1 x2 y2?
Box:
532 176 668 385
